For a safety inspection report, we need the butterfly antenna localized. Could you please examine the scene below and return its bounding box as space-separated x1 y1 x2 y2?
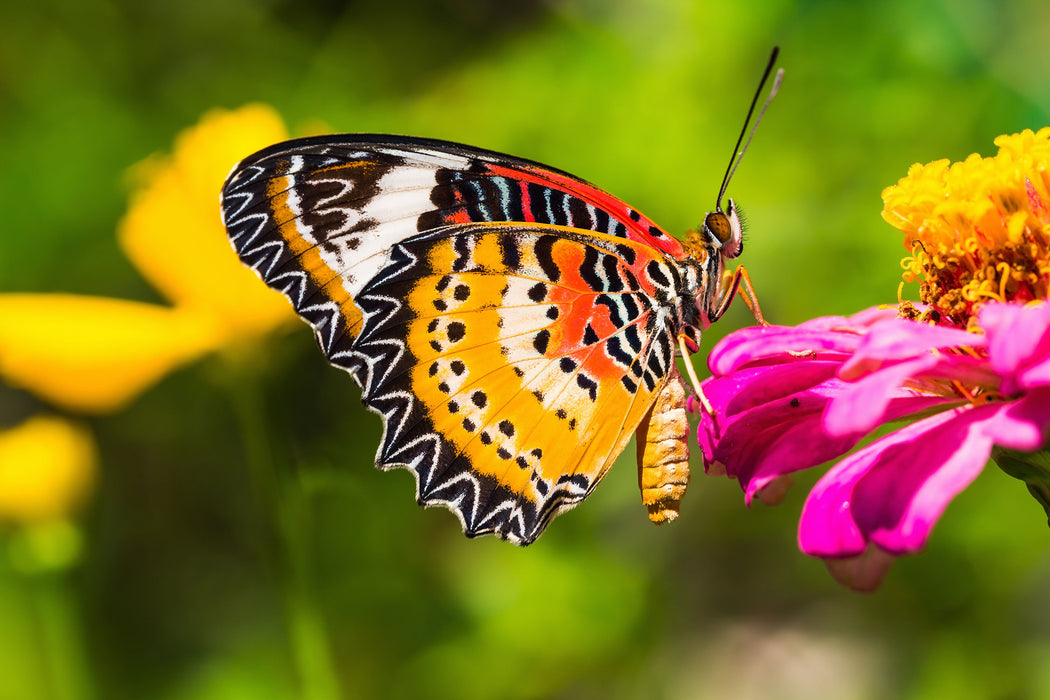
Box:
715 47 784 211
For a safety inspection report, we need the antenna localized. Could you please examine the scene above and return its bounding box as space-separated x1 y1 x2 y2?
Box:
715 47 784 211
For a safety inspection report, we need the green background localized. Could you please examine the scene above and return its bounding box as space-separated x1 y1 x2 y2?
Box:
3 0 1050 698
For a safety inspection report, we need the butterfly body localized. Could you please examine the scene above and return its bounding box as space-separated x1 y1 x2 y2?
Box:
221 135 745 544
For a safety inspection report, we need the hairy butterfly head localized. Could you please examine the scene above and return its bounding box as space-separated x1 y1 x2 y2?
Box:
702 198 744 259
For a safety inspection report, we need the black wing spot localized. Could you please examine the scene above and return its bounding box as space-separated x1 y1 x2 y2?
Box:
452 236 471 272
576 373 598 401
497 447 512 460
559 357 577 373
450 360 466 375
447 321 466 343
454 284 470 301
498 420 515 436
533 329 551 355
615 244 637 266
471 390 487 408
462 418 476 432
500 236 521 270
527 282 547 302
582 324 599 346
646 260 671 288
534 235 561 283
546 306 559 320
427 318 439 333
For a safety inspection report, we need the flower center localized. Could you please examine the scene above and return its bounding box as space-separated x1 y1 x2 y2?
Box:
883 128 1050 328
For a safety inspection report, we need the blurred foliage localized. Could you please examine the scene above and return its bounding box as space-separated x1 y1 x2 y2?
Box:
1 0 1049 698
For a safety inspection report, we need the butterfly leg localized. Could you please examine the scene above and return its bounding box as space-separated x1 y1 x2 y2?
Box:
713 264 766 325
677 335 714 414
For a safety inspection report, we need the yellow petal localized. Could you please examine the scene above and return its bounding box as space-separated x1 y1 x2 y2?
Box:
0 294 221 412
0 416 96 523
117 104 295 339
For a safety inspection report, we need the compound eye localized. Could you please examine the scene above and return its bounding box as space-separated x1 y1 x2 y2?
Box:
705 211 733 244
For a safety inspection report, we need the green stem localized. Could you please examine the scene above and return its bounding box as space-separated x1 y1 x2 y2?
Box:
228 372 341 700
29 570 94 700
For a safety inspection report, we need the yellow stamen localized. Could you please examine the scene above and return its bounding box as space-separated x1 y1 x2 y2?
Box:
883 128 1050 327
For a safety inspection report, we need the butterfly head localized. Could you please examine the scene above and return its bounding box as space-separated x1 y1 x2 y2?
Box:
702 199 744 260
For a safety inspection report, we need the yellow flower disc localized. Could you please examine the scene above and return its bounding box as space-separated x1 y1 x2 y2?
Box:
882 127 1050 326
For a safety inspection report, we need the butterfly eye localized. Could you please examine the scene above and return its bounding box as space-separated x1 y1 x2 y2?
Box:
704 211 733 244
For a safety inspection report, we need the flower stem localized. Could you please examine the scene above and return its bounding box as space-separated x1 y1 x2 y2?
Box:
5 523 94 700
227 371 340 700
28 570 94 700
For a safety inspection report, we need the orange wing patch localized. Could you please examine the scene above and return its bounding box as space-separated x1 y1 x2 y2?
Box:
351 223 680 542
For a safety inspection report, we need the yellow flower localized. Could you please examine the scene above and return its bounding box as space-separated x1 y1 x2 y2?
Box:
883 127 1050 327
0 416 95 523
0 105 296 413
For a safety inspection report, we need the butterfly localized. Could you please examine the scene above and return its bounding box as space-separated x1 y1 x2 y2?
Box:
220 51 782 544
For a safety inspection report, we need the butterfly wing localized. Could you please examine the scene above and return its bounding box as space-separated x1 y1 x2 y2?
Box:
221 135 684 542
348 222 679 543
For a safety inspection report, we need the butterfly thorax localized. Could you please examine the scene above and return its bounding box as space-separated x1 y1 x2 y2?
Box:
678 198 745 341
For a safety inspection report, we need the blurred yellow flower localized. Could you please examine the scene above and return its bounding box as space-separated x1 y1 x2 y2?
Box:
0 105 296 413
0 416 96 523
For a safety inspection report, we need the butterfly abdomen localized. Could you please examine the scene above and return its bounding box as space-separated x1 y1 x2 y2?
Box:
635 370 691 524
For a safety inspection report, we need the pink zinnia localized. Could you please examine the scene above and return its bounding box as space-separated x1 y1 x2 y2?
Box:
697 129 1050 591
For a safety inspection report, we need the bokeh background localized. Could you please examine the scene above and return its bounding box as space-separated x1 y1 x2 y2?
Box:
3 0 1050 698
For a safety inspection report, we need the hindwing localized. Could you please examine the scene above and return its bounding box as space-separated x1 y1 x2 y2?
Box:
350 223 679 543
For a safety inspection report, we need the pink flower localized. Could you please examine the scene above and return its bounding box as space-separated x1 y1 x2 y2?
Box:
697 301 1050 591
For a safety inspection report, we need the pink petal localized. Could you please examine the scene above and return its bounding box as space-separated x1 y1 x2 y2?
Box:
823 353 957 436
799 404 999 558
981 301 1050 393
844 305 907 327
797 306 900 332
980 387 1050 451
823 545 896 592
697 361 843 465
713 384 859 502
707 325 860 376
703 361 843 416
712 380 947 504
840 319 984 380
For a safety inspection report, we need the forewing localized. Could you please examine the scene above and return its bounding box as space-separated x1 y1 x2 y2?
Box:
220 135 685 367
350 222 680 543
